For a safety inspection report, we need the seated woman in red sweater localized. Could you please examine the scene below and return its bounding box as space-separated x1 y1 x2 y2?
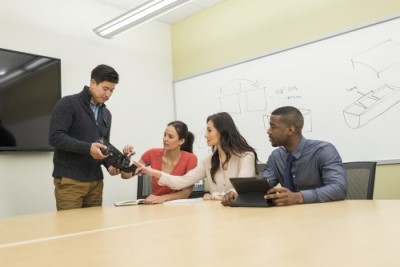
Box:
121 121 197 204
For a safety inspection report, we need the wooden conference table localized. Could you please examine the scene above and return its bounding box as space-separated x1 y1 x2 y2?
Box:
0 200 399 267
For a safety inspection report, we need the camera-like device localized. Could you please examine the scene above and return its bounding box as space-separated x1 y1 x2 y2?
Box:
98 138 137 173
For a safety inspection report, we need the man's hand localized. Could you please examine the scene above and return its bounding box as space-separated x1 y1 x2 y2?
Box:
90 142 108 160
264 187 304 206
221 191 238 206
108 166 120 176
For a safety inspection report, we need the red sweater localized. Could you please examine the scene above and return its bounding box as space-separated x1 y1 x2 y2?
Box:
141 148 197 196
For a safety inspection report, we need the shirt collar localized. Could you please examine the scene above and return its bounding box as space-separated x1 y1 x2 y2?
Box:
290 136 306 160
83 86 104 108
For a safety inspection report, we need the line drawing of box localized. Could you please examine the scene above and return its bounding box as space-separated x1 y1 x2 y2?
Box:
351 39 400 78
219 79 267 114
343 84 400 129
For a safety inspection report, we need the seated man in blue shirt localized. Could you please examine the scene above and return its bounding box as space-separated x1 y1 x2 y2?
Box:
222 106 348 206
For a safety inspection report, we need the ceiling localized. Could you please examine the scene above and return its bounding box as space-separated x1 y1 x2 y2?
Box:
93 0 223 24
1 0 224 84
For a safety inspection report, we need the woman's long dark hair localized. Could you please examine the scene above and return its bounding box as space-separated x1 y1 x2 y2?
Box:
207 112 259 182
167 121 194 153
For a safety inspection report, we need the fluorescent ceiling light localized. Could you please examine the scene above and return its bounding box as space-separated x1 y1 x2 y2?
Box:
0 69 24 84
94 0 192 39
25 58 51 70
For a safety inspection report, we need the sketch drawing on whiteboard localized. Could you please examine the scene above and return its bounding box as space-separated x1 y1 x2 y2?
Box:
193 79 312 157
263 108 313 133
343 84 400 129
219 79 267 114
345 39 400 128
351 39 400 78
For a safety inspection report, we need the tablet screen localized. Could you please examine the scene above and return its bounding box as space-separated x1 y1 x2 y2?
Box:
230 177 271 193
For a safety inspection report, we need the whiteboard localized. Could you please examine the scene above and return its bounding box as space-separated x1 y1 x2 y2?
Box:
174 16 400 163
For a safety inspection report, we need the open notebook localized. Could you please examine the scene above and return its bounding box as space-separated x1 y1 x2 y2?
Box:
114 198 204 206
229 177 274 207
114 199 145 206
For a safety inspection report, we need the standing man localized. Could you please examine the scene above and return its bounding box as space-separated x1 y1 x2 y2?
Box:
49 64 120 211
222 106 348 207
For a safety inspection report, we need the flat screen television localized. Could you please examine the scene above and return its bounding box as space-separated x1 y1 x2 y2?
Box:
0 48 61 151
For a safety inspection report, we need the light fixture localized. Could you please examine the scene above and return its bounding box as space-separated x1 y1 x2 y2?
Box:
0 57 53 86
25 58 51 70
0 69 24 85
93 0 192 39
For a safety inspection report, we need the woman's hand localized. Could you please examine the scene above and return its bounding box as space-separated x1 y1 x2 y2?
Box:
203 193 212 200
122 144 136 157
145 194 166 204
133 161 162 179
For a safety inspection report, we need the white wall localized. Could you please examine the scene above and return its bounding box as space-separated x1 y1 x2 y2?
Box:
0 0 175 217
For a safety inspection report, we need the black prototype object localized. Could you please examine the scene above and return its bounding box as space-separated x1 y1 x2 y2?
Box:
98 138 137 173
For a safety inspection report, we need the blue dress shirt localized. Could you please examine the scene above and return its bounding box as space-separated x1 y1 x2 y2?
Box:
262 137 348 203
90 101 100 122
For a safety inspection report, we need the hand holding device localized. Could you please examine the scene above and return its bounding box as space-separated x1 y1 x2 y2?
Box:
98 138 137 173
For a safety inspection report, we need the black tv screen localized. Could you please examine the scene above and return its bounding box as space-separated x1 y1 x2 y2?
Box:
0 48 61 151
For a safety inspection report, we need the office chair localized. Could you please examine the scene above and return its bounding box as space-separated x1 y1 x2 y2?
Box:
137 174 152 199
189 179 207 198
257 163 266 178
343 161 377 200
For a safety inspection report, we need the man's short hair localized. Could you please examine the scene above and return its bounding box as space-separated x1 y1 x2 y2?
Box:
91 64 119 84
271 106 304 132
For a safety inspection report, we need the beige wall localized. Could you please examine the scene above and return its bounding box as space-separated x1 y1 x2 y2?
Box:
171 0 400 199
374 164 400 199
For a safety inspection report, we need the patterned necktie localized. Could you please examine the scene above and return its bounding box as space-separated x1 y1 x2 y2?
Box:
283 153 296 191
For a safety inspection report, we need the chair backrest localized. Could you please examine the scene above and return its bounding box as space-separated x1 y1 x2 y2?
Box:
257 163 266 178
343 161 377 200
137 174 152 199
189 179 207 198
